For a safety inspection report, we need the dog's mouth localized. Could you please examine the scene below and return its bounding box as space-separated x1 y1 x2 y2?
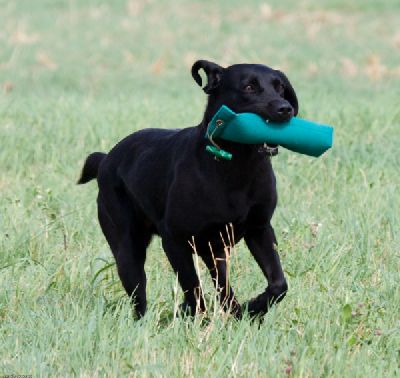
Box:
257 115 288 156
261 116 279 156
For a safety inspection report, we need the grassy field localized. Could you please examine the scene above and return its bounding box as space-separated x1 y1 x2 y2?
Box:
1 0 400 376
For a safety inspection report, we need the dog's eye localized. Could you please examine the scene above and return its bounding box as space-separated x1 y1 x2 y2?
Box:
273 79 285 96
243 84 256 93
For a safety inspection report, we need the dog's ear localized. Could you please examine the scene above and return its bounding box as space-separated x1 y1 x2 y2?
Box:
191 60 224 94
275 70 299 116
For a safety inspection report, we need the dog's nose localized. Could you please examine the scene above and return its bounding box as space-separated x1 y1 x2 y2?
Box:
277 104 293 116
266 99 293 122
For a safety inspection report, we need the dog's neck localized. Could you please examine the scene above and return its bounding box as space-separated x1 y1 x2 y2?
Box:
198 99 274 163
202 95 223 126
196 121 271 167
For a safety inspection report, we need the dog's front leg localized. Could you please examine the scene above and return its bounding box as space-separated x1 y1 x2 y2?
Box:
201 250 242 319
244 225 288 316
162 236 206 316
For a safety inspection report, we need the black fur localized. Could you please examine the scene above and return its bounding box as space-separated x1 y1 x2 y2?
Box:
77 152 106 184
78 61 298 318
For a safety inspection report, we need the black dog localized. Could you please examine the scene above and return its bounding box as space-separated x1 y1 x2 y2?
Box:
78 60 298 318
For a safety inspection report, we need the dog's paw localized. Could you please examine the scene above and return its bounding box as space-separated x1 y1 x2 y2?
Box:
178 300 205 317
244 284 288 318
223 299 242 319
243 292 269 318
178 301 195 317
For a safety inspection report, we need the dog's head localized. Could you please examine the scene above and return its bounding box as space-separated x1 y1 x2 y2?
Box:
192 60 298 124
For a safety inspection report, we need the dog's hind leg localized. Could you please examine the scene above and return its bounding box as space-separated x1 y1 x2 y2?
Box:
161 237 206 316
115 231 149 317
97 198 119 252
97 196 152 318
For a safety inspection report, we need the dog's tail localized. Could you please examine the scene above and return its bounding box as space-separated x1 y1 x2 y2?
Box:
77 152 107 184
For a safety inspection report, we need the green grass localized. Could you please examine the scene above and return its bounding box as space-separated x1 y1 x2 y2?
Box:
1 0 400 376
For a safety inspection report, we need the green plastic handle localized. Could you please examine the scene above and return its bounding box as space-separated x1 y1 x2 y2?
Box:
206 145 232 160
206 105 334 157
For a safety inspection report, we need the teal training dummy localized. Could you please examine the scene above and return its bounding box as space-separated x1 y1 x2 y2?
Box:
205 105 333 160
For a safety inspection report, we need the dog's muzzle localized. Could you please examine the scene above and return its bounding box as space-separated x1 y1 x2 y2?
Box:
206 105 334 159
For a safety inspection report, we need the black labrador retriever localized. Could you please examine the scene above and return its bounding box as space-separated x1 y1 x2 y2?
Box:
78 60 298 318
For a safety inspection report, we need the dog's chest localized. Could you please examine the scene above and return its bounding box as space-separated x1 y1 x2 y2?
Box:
165 173 273 237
